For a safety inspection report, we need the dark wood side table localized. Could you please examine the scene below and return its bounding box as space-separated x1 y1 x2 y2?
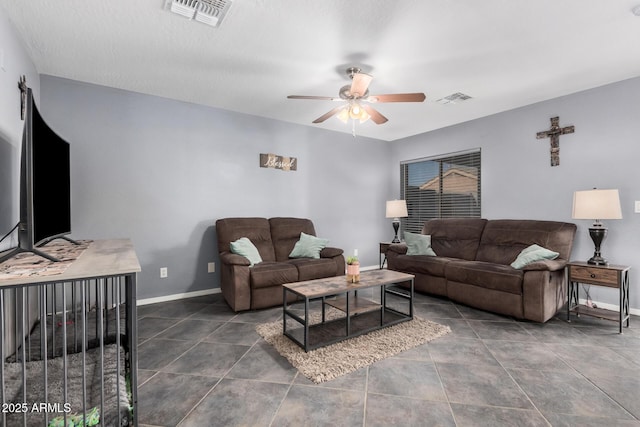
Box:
567 261 631 333
379 242 392 269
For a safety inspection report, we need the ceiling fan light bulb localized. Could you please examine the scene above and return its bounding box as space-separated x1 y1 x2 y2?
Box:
349 103 363 119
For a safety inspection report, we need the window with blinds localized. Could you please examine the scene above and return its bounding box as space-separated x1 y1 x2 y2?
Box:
400 149 481 234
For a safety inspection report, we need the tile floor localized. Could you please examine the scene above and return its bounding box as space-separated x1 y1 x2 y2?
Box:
136 290 640 427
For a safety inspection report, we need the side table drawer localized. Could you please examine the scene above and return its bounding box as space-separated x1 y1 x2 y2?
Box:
569 265 619 287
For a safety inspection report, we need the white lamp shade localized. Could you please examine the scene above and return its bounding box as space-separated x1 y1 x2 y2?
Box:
386 200 408 218
572 189 623 220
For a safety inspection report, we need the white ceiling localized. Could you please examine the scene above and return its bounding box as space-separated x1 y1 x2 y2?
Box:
2 1 640 141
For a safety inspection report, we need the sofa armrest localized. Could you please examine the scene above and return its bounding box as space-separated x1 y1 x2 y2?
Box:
387 243 408 255
320 247 343 258
319 247 345 276
219 251 251 266
218 252 251 312
522 258 568 272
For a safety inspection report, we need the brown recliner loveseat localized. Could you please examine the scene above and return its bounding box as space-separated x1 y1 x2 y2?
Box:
387 218 576 322
216 217 345 311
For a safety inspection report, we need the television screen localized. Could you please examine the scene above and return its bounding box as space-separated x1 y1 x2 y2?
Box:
0 88 73 264
32 102 71 245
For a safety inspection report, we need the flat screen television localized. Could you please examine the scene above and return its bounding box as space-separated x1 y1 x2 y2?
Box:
0 88 76 263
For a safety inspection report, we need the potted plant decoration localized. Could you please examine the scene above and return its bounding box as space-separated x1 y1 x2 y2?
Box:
346 256 360 283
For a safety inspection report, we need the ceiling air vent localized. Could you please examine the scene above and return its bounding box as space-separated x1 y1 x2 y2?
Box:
436 92 473 105
168 0 232 27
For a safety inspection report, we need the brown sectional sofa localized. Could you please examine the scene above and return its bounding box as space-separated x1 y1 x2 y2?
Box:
387 218 577 322
216 217 345 311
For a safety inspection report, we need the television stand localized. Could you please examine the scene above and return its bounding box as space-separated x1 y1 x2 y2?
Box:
0 236 80 264
0 246 60 263
38 235 81 247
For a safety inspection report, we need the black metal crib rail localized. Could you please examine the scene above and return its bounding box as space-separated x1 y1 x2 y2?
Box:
0 275 138 427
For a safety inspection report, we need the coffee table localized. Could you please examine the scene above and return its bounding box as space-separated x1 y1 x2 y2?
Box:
282 269 415 352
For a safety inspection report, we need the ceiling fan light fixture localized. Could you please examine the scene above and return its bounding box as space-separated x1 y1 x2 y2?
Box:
288 66 423 129
347 102 370 122
336 107 350 123
349 103 362 118
359 109 371 123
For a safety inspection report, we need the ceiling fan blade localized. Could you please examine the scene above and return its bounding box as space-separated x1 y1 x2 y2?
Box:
312 105 346 123
350 73 373 98
362 105 388 124
287 95 342 101
367 93 426 103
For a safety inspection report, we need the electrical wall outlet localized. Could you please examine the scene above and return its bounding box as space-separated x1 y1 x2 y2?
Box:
635 201 640 213
207 262 215 273
353 249 358 257
160 267 168 278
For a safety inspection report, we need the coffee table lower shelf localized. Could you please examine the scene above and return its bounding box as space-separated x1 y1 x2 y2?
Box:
283 308 409 351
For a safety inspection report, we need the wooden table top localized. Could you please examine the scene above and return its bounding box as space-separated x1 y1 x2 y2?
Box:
283 269 414 299
0 239 141 287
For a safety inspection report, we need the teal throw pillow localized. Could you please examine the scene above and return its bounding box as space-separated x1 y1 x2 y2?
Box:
404 231 437 256
510 244 559 269
230 237 263 267
289 232 329 259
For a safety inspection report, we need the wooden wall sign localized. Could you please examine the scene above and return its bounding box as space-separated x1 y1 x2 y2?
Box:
260 153 297 171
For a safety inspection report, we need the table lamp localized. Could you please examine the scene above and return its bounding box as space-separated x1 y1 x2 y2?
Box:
386 200 408 243
572 188 622 265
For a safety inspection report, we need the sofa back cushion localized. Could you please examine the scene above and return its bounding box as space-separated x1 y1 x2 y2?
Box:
216 217 276 262
421 218 488 260
475 220 577 265
269 217 317 262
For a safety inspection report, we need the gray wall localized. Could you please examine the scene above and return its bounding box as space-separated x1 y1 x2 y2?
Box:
389 76 640 311
39 76 392 300
0 8 39 253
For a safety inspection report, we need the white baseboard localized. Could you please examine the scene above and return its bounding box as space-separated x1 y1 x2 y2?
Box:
137 288 221 306
136 267 382 306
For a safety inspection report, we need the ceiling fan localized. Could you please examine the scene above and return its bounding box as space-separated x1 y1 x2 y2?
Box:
287 67 426 126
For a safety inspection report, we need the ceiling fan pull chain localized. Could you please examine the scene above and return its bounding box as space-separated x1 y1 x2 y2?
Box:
352 120 356 137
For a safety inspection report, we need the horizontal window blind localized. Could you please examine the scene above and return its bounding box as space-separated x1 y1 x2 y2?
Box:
400 149 481 234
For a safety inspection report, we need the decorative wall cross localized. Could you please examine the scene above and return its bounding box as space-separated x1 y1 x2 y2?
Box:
535 116 575 166
18 75 27 120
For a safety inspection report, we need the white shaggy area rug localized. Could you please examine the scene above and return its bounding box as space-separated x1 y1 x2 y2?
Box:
256 313 450 384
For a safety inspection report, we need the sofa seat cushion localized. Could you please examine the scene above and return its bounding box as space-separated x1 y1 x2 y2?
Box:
391 255 456 277
250 262 298 289
286 258 337 281
445 260 524 295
